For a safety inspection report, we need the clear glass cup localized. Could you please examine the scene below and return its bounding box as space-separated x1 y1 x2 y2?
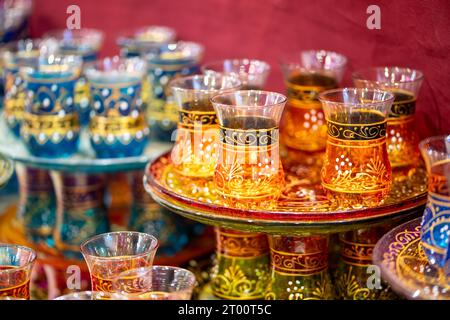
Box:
319 88 394 209
419 135 450 269
280 50 347 152
80 231 158 294
0 244 36 300
112 266 197 300
54 291 127 300
201 59 270 89
212 90 287 209
170 74 241 178
353 67 424 169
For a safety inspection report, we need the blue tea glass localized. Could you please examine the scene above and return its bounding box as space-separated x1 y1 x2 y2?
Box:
21 54 82 157
85 56 149 158
145 41 203 142
44 28 104 125
419 135 450 270
1 39 58 136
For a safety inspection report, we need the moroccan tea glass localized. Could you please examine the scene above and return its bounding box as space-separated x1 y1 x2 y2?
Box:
202 59 270 90
112 266 196 300
117 26 176 57
280 50 347 152
21 54 82 157
353 67 424 169
1 38 58 136
80 231 158 294
54 291 126 300
319 88 394 208
44 28 105 125
0 244 36 300
212 90 286 209
170 74 241 178
85 56 149 158
419 135 450 269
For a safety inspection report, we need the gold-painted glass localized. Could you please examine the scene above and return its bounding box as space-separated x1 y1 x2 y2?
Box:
352 67 424 169
280 50 347 152
319 88 394 208
170 74 241 178
212 90 286 209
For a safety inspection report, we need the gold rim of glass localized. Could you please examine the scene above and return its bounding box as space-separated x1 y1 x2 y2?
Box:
210 89 287 109
169 73 242 94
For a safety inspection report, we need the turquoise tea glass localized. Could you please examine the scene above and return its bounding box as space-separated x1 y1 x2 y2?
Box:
419 135 450 270
44 28 105 125
85 56 149 158
21 54 82 157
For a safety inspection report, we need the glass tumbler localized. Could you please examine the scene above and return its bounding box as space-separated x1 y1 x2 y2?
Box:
170 74 241 178
353 67 424 169
319 88 394 208
0 244 36 300
280 50 347 152
212 90 286 209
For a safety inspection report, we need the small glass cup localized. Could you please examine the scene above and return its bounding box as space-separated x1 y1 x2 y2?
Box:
353 67 424 169
54 291 127 300
212 90 286 209
21 53 82 157
201 59 270 90
170 74 241 178
419 135 450 269
319 88 394 208
0 244 36 300
80 231 158 294
85 56 149 158
280 50 347 152
112 266 197 300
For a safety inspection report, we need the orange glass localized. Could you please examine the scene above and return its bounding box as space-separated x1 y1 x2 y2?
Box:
353 67 424 169
280 50 347 152
170 74 241 178
212 90 286 209
319 88 394 208
80 231 158 294
0 244 36 300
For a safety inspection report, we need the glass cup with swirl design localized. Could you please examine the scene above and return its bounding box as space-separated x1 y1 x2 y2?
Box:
80 231 158 295
170 74 242 178
201 59 270 90
280 50 347 152
319 88 394 209
353 67 424 169
212 90 287 209
0 244 36 300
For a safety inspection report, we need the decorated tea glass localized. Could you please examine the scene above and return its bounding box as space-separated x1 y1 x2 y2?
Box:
54 291 126 300
80 231 158 294
201 59 270 90
85 56 149 158
0 244 36 300
145 41 204 142
353 67 424 169
319 88 394 208
1 38 58 136
211 90 286 209
112 266 196 300
44 28 105 125
280 50 347 152
419 135 450 269
21 54 82 157
170 74 241 178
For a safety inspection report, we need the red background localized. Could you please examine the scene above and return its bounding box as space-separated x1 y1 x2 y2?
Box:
28 0 450 138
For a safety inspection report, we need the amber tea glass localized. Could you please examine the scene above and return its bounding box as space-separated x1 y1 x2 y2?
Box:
0 244 36 300
212 90 286 209
319 88 394 208
80 231 158 294
353 67 424 168
280 50 347 152
170 74 241 178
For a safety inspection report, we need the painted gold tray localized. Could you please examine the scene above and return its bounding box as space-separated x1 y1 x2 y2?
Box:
373 217 450 300
144 151 428 235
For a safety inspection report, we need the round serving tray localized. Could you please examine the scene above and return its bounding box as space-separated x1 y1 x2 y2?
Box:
144 151 428 235
373 217 450 300
0 119 171 173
